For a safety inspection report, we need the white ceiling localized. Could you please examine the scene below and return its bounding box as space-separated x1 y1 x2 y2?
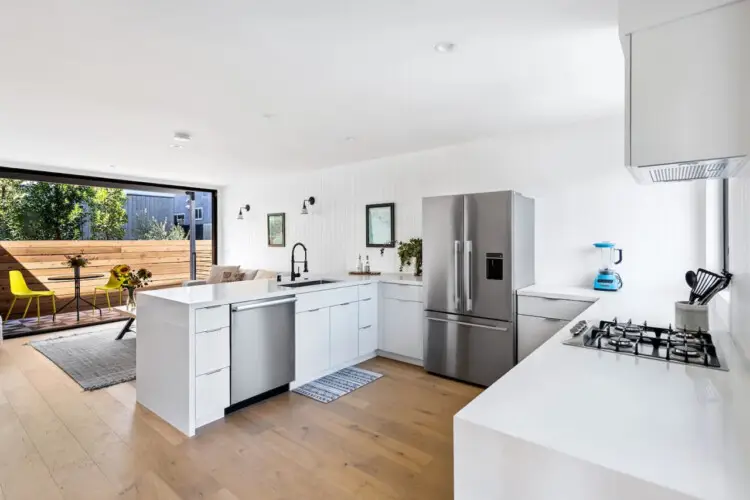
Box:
0 0 623 186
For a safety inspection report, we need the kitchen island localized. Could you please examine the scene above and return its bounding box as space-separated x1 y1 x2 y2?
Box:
136 274 422 437
455 285 750 500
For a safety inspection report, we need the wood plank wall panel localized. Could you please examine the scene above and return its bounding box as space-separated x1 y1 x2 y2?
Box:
0 240 213 319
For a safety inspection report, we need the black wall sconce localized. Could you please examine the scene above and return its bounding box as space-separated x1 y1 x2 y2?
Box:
301 197 316 215
237 204 251 220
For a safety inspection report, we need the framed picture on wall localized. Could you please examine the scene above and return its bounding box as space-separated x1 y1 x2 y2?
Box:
366 203 395 247
267 213 286 247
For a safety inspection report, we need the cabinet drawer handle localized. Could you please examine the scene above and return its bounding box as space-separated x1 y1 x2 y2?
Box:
361 298 372 302
200 368 225 376
307 308 321 312
196 327 224 335
360 325 372 329
203 304 225 310
337 302 351 306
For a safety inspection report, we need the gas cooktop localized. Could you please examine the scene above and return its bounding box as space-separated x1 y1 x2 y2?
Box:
563 318 727 371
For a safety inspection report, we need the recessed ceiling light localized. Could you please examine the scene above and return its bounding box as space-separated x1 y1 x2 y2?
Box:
434 42 456 53
173 131 191 142
170 143 184 149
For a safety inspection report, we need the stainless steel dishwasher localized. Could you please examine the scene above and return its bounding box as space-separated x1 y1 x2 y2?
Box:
229 295 296 408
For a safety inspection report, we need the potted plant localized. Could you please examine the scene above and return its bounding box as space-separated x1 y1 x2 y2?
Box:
64 254 94 279
397 238 423 277
112 265 153 310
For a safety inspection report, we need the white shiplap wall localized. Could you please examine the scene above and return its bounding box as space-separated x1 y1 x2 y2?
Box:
220 114 704 290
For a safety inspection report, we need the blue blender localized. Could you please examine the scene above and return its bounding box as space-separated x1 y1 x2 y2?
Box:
593 242 623 291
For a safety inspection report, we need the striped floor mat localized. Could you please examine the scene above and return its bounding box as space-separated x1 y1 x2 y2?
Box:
293 366 383 403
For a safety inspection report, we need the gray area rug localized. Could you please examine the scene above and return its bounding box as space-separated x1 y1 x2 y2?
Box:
293 366 383 403
28 328 135 391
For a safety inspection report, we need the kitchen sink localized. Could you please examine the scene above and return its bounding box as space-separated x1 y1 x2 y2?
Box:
278 279 339 289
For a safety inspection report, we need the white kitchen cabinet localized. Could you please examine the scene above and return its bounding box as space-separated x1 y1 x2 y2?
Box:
517 315 569 362
358 297 377 328
359 326 377 356
517 296 591 322
195 367 230 428
381 297 424 361
195 326 230 376
330 302 359 367
295 308 331 383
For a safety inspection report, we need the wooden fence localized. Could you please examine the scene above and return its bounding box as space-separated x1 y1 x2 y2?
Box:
0 240 213 319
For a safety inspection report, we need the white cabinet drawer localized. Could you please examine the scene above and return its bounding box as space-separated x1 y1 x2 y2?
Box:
195 367 229 428
381 283 422 302
518 315 568 361
359 297 377 328
296 286 359 313
330 302 359 367
195 305 230 333
295 308 331 384
382 298 424 360
517 295 591 321
358 283 377 301
359 326 377 355
195 326 230 376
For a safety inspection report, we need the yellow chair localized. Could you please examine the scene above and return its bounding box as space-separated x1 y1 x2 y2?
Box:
93 271 125 310
6 270 56 322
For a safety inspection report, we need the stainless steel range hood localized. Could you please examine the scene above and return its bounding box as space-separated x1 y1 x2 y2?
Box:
622 0 750 184
627 157 748 184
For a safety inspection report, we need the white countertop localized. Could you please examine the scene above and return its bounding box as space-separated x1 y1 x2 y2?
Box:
458 283 750 500
140 273 422 307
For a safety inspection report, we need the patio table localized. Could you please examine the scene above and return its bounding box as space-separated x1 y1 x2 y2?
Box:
48 272 106 321
113 305 136 340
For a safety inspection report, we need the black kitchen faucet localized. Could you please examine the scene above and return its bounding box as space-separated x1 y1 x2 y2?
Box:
290 242 308 281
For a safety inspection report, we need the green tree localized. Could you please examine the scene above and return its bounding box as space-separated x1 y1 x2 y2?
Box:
89 188 127 240
0 179 23 240
14 182 95 240
0 180 128 241
132 210 188 240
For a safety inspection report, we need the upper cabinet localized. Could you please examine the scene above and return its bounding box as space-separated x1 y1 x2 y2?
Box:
619 0 736 36
624 0 750 183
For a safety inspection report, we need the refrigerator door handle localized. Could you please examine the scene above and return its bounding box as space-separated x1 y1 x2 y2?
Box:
465 240 473 312
426 316 508 332
454 240 461 309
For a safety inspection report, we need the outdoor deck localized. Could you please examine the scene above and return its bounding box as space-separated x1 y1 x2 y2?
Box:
0 239 211 337
2 309 130 339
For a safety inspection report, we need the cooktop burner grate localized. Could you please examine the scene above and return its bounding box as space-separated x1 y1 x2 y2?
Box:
563 317 726 371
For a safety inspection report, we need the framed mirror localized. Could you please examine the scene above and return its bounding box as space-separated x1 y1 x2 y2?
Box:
366 203 395 247
267 213 286 247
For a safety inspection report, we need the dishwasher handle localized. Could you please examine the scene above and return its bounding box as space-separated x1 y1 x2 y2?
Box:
232 297 296 312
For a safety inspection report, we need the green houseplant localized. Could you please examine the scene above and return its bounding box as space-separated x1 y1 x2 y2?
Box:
397 238 423 277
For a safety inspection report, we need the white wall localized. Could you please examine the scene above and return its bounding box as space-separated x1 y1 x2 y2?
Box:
220 115 703 290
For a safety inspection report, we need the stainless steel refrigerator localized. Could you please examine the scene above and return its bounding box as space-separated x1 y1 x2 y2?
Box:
422 190 534 386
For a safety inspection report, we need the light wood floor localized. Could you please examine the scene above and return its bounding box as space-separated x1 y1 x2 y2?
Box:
0 328 482 500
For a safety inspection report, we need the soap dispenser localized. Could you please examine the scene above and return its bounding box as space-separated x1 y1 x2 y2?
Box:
356 254 363 273
364 255 371 273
